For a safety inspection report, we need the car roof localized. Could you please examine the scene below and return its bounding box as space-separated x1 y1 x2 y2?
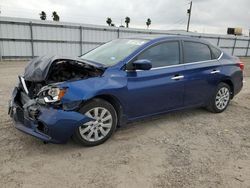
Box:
123 34 210 45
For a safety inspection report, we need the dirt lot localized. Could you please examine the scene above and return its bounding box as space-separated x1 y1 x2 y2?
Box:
0 58 250 188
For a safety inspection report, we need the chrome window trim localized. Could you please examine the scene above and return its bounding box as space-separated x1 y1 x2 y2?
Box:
126 52 223 72
152 51 223 70
124 38 223 72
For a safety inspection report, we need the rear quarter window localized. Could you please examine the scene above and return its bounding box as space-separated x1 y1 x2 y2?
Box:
210 46 222 59
184 41 212 63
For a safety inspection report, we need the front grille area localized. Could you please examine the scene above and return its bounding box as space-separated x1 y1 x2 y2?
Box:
16 107 24 123
25 81 44 97
37 121 49 135
20 91 30 106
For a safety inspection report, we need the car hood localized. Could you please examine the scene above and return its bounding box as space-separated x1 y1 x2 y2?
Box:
23 55 104 82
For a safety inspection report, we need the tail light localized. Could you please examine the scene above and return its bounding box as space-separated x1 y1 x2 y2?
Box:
237 61 244 71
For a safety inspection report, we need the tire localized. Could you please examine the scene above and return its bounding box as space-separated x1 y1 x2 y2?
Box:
207 82 231 113
73 98 117 146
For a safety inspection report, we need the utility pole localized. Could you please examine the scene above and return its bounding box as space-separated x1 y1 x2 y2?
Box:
186 1 192 32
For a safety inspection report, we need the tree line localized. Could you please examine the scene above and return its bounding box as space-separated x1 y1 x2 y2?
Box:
39 11 152 28
39 11 59 21
107 17 151 28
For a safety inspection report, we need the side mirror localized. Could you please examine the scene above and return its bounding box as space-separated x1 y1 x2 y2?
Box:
132 59 152 70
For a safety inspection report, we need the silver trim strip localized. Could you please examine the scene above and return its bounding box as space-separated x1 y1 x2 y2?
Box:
218 51 223 60
171 75 184 80
210 70 220 74
20 76 29 95
149 52 223 71
125 44 223 72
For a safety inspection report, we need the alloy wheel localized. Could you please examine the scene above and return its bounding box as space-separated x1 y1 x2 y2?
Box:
215 87 230 110
79 107 113 142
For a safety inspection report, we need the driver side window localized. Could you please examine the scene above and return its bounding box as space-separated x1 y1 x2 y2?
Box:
136 41 180 68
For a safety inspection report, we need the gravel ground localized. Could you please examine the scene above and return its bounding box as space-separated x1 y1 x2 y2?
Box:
0 59 250 188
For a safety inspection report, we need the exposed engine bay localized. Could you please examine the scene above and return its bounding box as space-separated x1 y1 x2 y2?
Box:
22 57 104 98
47 59 103 83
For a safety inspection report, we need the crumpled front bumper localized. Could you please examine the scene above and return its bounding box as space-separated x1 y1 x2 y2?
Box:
9 87 90 144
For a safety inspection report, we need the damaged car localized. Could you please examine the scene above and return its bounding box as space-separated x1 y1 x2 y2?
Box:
9 35 244 146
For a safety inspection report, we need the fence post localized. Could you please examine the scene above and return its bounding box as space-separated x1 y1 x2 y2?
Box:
79 26 83 55
0 41 2 61
232 37 237 56
29 22 34 58
117 28 120 38
0 21 3 61
246 39 250 56
217 37 220 46
0 23 2 61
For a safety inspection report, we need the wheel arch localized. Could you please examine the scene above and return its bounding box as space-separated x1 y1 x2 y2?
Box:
91 94 125 126
220 79 234 98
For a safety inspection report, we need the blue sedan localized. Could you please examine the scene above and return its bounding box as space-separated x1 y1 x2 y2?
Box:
9 35 244 146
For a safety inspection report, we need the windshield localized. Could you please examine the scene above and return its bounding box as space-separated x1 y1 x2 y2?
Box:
80 39 148 66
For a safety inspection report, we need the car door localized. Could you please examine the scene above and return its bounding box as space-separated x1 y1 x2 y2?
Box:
125 41 185 119
182 40 223 106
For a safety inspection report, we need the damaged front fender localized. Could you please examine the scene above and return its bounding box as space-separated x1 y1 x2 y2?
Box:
36 107 92 143
59 74 128 107
10 91 93 144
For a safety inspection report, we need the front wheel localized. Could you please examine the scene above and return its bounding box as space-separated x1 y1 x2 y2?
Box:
207 82 231 113
73 99 117 146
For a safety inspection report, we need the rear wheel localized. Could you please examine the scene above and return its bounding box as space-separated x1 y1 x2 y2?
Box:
207 82 231 113
73 99 117 146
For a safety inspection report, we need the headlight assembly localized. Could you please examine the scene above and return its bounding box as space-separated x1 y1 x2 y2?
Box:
48 87 60 98
38 86 67 103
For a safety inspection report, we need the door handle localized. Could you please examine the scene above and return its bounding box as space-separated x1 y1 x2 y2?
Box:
210 70 220 74
171 75 184 80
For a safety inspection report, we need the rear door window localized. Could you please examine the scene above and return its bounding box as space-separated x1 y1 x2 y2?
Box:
184 41 212 63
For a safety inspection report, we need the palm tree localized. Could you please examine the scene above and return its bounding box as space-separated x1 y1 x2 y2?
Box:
106 17 112 26
39 11 46 20
125 17 130 28
146 18 151 29
52 11 60 21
